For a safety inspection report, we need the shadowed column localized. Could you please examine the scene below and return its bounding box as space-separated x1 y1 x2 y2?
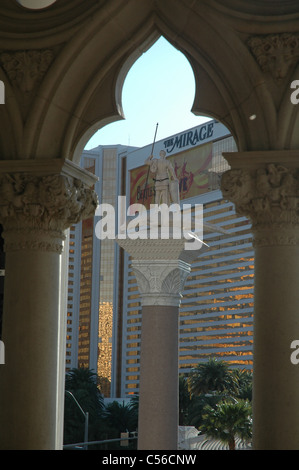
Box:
138 304 179 449
117 236 199 450
0 162 97 449
222 151 299 450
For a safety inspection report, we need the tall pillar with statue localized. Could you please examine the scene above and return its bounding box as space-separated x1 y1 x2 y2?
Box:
1 0 299 451
117 150 205 449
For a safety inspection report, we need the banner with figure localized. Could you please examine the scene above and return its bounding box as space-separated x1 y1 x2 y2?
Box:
129 142 213 209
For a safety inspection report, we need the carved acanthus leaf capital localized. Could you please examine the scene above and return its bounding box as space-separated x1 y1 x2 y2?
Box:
221 163 299 246
0 172 98 252
132 259 191 307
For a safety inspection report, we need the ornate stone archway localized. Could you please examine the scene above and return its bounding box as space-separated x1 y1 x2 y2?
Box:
3 0 298 162
0 0 299 449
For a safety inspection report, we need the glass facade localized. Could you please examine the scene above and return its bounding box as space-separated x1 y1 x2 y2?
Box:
65 156 97 371
120 134 254 396
66 124 254 399
179 198 254 372
65 147 125 396
77 217 94 368
65 218 81 370
97 149 117 397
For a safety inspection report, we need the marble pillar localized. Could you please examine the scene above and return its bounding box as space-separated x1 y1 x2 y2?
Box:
117 237 199 450
221 151 299 450
0 160 98 450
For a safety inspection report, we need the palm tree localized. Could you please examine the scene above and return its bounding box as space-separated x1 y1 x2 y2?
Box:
103 401 138 438
64 367 104 445
65 368 104 415
188 358 234 397
186 392 223 429
128 394 139 415
199 399 252 450
230 369 253 401
179 375 191 425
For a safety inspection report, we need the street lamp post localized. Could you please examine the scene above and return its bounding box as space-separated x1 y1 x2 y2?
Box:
65 390 89 450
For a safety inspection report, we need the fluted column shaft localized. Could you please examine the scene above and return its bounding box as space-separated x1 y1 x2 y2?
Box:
221 151 299 450
0 161 98 450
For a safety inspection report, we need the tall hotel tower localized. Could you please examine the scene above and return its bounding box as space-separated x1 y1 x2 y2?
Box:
66 121 254 398
65 145 134 397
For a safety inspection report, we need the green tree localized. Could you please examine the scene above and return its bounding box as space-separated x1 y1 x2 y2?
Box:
230 369 253 401
188 358 234 396
186 393 223 428
103 400 138 436
185 360 253 429
199 399 252 450
64 368 104 445
179 376 191 425
101 400 138 449
128 394 139 415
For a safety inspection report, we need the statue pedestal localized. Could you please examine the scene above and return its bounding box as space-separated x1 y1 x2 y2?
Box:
117 235 202 450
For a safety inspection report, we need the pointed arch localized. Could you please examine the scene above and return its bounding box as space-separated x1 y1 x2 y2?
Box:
3 0 298 162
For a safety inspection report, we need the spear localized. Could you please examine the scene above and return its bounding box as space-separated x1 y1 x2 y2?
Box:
143 122 159 205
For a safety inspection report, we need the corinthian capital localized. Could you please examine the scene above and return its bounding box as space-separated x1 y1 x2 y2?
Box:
0 172 98 253
221 163 299 246
116 236 194 307
132 259 191 307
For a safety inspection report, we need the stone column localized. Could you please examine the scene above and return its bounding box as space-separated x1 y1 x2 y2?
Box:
221 151 299 450
0 160 98 450
117 237 195 450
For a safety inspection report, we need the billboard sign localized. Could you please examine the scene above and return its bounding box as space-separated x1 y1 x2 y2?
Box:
130 141 213 209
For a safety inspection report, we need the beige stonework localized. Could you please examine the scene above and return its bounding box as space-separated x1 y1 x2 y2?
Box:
0 160 97 449
221 151 299 449
221 152 299 247
131 259 190 307
0 172 97 253
0 0 299 450
117 235 202 449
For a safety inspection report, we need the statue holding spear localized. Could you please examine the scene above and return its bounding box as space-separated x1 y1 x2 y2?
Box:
144 123 179 205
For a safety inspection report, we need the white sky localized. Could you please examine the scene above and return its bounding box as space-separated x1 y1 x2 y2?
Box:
85 36 211 150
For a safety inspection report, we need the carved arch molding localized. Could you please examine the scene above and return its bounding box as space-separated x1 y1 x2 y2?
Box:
0 0 299 162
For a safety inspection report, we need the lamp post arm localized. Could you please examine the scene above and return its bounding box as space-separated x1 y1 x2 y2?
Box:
65 390 86 418
65 390 89 449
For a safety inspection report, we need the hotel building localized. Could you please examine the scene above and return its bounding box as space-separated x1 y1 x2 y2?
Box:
65 145 133 397
66 120 254 398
